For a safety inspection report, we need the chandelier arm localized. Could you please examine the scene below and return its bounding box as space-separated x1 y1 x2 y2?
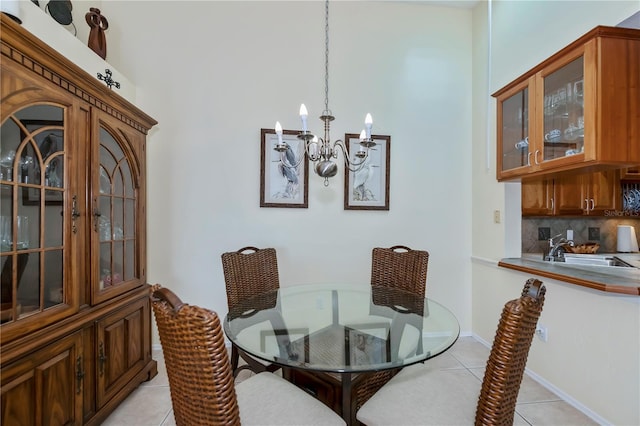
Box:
279 148 306 170
280 137 329 169
332 140 368 173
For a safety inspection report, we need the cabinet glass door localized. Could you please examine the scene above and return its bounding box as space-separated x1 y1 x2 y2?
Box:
542 56 584 162
1 105 66 324
499 86 530 173
96 127 138 296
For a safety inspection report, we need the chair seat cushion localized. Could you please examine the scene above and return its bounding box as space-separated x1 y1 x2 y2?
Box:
356 365 481 426
236 372 346 425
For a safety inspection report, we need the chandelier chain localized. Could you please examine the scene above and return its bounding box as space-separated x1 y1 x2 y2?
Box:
324 0 330 114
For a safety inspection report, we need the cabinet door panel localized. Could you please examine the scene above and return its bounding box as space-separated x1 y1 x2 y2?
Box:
522 178 555 216
1 92 79 344
41 351 77 426
496 78 536 179
541 55 585 162
588 170 619 215
91 111 146 305
555 174 586 215
1 331 83 426
1 371 35 425
96 297 149 408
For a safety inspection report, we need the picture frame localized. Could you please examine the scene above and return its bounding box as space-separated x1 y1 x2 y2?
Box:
344 133 390 211
20 120 64 206
260 128 309 208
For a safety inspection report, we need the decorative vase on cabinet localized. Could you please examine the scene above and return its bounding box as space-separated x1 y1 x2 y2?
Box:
0 14 157 425
494 26 640 181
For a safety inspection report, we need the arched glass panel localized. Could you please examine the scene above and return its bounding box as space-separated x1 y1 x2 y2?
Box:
0 104 66 323
97 127 137 290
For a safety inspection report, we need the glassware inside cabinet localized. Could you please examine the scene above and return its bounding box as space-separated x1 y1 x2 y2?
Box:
543 57 584 161
500 87 530 172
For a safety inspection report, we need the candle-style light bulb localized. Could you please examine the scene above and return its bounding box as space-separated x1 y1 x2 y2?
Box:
275 121 283 144
364 113 373 139
299 104 308 132
359 130 366 141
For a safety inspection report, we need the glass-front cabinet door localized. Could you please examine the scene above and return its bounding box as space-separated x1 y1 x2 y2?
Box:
540 53 586 163
497 77 535 178
1 102 76 336
92 113 144 305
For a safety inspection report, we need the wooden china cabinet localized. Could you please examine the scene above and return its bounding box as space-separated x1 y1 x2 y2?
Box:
0 15 157 425
494 26 640 182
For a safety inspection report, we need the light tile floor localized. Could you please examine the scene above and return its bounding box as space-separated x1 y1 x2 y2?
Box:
101 337 598 425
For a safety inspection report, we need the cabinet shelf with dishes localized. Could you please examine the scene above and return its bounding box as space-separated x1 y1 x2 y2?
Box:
0 14 157 425
494 26 640 182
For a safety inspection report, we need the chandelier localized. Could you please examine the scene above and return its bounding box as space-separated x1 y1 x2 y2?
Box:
273 0 376 187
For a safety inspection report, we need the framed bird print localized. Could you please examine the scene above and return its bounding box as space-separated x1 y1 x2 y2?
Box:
260 128 309 208
344 133 390 211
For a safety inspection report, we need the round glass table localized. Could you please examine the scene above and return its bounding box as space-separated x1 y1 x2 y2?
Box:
223 283 459 424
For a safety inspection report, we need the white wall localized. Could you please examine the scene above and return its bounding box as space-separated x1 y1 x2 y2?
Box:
99 1 473 342
471 1 640 424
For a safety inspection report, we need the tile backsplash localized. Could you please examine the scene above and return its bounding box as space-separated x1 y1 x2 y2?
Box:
522 217 640 253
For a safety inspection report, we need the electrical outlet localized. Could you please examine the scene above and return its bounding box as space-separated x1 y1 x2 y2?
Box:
538 227 551 240
493 210 501 224
535 324 548 342
588 227 600 241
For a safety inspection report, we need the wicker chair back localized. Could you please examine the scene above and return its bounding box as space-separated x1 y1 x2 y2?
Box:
475 278 546 425
370 245 429 297
221 246 280 310
151 285 241 426
221 246 282 376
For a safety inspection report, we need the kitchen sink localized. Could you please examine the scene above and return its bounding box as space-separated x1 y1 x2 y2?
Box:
562 254 634 268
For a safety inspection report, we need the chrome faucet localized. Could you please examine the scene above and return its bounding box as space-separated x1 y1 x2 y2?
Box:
544 234 574 262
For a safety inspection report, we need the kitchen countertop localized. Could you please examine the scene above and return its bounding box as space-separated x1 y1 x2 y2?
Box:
499 253 640 295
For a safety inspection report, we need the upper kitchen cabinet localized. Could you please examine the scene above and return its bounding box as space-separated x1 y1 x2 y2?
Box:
494 26 640 181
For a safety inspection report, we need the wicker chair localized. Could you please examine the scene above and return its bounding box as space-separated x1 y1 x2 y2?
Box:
221 246 282 377
356 278 547 426
352 245 430 416
151 285 345 426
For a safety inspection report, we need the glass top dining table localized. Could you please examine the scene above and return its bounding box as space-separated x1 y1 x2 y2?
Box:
223 283 459 423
